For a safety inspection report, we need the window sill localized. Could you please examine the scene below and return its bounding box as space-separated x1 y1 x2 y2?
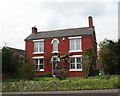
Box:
69 69 82 71
52 51 59 53
33 52 44 54
35 69 44 72
69 50 82 53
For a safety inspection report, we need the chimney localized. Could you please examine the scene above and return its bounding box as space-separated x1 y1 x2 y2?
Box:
32 26 37 34
88 16 93 28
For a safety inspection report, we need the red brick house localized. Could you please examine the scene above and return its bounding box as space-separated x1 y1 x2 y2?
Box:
25 16 97 77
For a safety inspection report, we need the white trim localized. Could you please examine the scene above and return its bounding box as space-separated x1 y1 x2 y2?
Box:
52 51 59 53
51 56 60 62
68 36 82 39
69 50 82 53
39 69 44 71
33 39 44 42
62 37 65 40
33 56 44 59
35 69 44 72
69 55 82 57
51 38 59 44
33 52 44 54
69 69 82 71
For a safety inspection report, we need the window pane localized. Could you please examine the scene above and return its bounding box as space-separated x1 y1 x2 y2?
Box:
76 58 81 63
53 40 58 51
39 58 44 69
77 64 81 69
76 39 80 50
39 41 44 52
70 39 75 50
39 59 43 65
33 59 38 64
70 58 75 63
70 58 75 69
76 57 81 69
33 59 38 70
40 65 43 69
34 42 38 52
71 64 75 69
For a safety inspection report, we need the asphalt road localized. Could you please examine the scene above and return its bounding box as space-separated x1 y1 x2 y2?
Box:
2 89 120 96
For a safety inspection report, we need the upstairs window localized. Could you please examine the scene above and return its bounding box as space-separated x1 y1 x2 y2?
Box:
69 36 82 52
51 38 59 53
53 40 58 52
33 39 44 53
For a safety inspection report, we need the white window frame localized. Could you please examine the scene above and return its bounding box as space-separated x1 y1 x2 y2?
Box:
69 55 82 71
69 36 82 52
33 39 44 54
33 56 44 71
51 38 59 53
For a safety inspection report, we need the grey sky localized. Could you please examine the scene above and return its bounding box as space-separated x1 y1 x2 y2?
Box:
0 0 119 50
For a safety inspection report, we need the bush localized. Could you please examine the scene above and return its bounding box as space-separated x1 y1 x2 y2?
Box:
56 69 67 80
17 55 34 80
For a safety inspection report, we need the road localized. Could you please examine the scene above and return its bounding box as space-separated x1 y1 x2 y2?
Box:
2 89 120 96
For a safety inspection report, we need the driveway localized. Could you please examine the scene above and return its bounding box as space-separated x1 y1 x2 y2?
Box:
2 89 120 96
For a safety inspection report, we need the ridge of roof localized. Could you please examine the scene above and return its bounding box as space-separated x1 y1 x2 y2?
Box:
37 27 91 33
25 27 94 40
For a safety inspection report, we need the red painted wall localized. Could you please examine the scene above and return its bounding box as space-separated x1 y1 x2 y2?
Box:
25 35 97 77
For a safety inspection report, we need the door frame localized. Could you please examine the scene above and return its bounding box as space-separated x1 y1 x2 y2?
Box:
51 56 60 77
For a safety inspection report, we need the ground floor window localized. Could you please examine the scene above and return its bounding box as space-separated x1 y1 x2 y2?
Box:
33 58 44 71
70 57 82 71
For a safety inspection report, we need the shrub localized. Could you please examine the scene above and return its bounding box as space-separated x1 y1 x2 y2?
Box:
2 75 119 92
56 69 67 80
17 55 34 80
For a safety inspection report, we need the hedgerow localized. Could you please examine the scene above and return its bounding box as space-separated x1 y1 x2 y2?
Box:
2 75 119 92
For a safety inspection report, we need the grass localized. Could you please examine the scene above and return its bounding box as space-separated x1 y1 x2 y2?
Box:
2 75 120 92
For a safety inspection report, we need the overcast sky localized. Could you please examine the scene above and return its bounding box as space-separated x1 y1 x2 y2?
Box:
0 0 119 50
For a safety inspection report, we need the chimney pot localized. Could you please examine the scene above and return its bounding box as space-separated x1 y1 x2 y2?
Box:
32 26 37 34
88 16 93 28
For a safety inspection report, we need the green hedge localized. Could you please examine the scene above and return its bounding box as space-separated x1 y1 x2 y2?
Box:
2 75 119 92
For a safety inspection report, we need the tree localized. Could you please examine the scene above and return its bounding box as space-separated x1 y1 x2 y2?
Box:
2 47 18 76
114 39 120 74
82 48 96 78
98 39 119 75
53 52 72 80
2 46 34 79
17 55 34 80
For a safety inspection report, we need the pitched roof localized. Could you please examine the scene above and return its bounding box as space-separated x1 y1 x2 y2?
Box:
25 27 94 40
7 47 25 57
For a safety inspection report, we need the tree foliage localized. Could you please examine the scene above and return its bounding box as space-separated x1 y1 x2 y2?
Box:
17 55 34 80
53 53 72 80
2 46 34 79
98 39 120 75
82 48 96 78
2 47 18 74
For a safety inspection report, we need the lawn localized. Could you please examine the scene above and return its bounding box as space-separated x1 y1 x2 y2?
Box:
2 75 120 92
